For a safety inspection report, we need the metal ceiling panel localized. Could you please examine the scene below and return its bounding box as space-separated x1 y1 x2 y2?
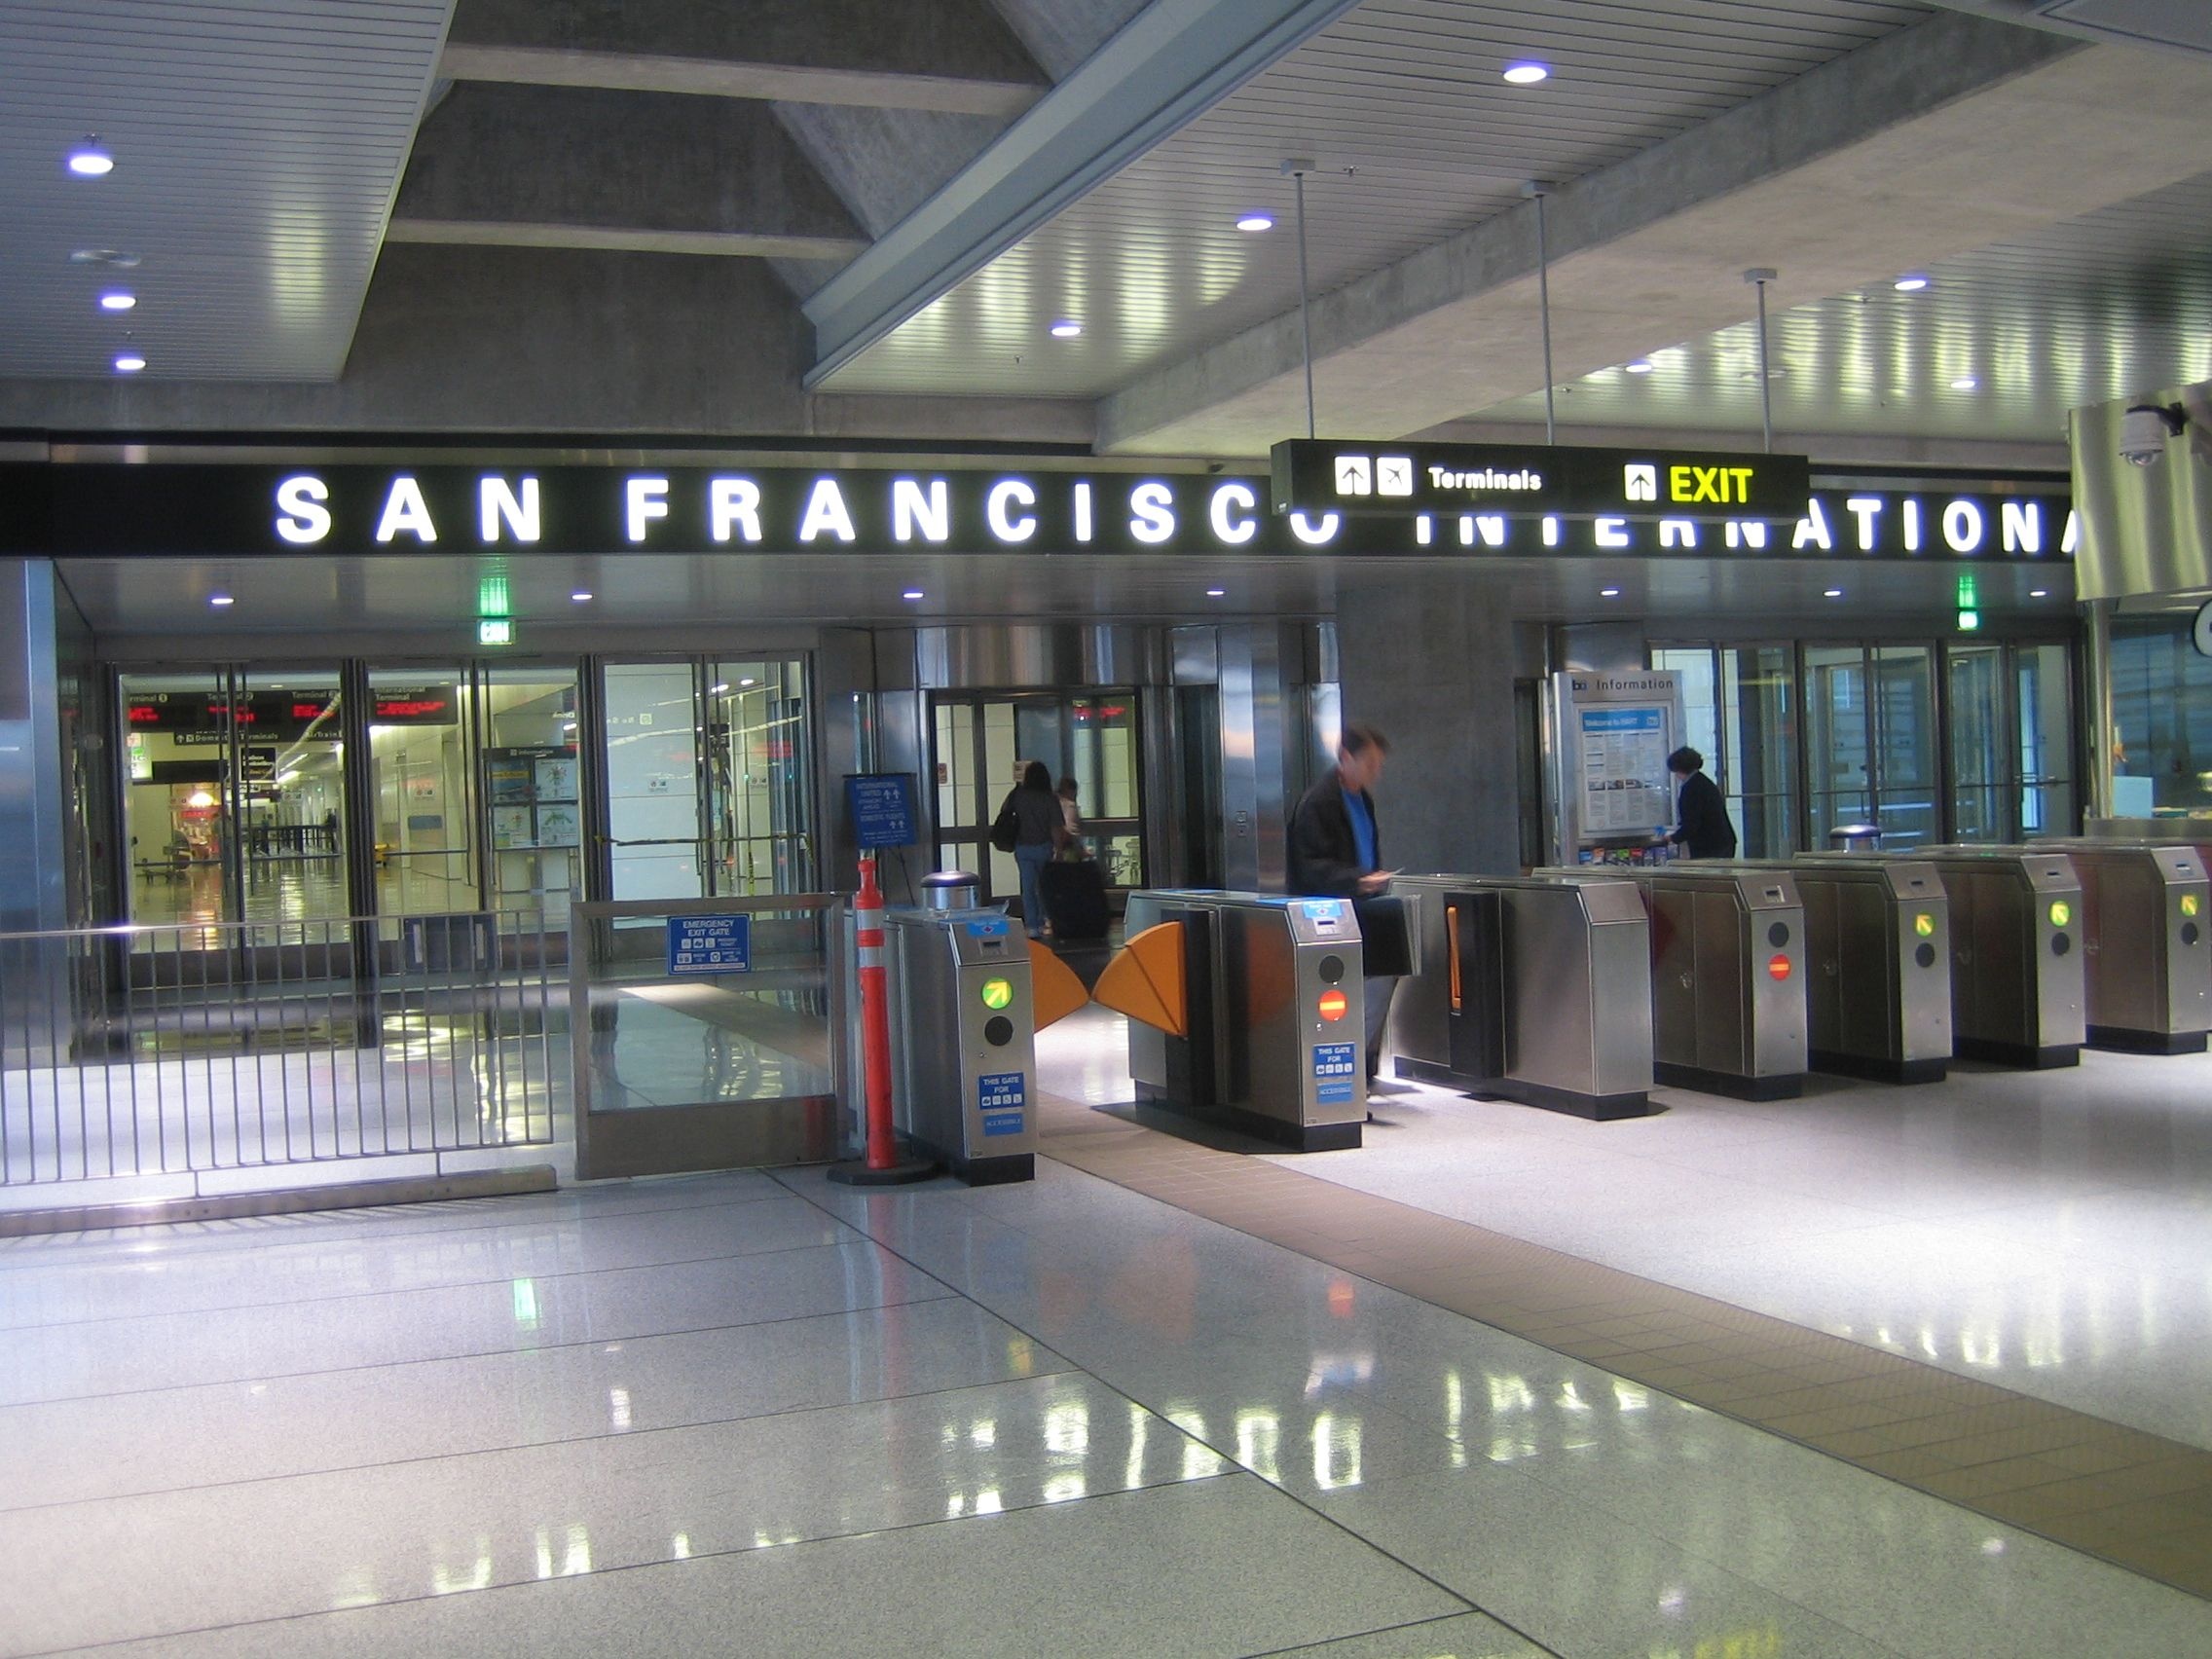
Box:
0 0 453 382
1474 166 2212 443
820 0 1932 397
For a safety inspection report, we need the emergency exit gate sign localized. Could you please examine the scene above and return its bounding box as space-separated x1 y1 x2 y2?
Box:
667 914 752 975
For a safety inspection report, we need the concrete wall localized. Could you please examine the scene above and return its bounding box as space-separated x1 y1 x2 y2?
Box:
1334 569 1520 876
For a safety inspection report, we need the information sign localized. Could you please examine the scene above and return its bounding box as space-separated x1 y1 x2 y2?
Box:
1313 1043 1359 1105
845 772 918 849
666 914 752 976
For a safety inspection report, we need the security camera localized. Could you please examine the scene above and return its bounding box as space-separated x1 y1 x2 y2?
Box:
2120 403 2187 467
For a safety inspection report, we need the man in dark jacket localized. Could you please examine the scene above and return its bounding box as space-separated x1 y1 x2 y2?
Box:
1666 746 1738 859
1288 721 1396 1079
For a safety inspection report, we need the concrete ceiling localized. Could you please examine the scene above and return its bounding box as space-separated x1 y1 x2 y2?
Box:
3 0 2210 477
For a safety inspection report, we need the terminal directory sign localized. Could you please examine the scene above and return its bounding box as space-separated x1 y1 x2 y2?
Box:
845 773 918 849
1270 439 1813 522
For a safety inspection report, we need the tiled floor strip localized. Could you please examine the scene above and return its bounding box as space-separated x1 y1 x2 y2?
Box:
1037 1094 2212 1602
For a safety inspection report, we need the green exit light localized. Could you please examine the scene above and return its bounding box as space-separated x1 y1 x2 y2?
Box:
1956 609 1980 632
478 616 515 645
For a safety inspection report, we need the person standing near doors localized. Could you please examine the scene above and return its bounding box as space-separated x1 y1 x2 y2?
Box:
993 759 1064 940
1287 720 1402 1081
1664 746 1738 860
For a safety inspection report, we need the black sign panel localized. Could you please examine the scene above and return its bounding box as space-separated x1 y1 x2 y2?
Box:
1270 439 1812 521
0 461 2066 563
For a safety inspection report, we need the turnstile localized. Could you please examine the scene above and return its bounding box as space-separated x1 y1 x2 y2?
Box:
882 904 1042 1184
1905 847 2084 1068
1779 855 1953 1084
1389 873 1654 1119
1540 866 1808 1099
2031 840 2210 1053
1103 890 1367 1152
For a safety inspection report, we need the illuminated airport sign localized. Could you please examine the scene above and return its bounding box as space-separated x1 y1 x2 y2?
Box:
0 463 2070 563
1270 438 1813 521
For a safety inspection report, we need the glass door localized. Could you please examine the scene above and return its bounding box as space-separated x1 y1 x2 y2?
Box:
121 667 351 938
600 658 817 904
930 690 1147 902
478 664 584 927
1946 644 2008 841
603 662 708 903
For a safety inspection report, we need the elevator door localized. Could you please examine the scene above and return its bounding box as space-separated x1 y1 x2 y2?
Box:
931 691 1145 903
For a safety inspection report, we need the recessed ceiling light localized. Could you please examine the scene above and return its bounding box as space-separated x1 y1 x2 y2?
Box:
1624 359 1654 375
69 248 140 268
208 593 234 608
1502 62 1549 85
571 590 592 602
1600 587 1621 598
98 292 135 312
739 677 756 686
1205 587 1227 598
1235 214 1273 233
2030 588 2048 598
1950 375 1978 390
113 354 145 373
1894 276 1931 292
1825 588 1844 599
1049 320 1082 338
903 589 925 601
66 143 113 177
710 682 729 695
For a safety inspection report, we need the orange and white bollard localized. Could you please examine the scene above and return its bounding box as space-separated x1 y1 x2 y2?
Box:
829 856 937 1185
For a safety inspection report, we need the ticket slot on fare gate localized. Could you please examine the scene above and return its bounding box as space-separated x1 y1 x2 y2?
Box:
2030 841 2210 1054
1538 866 1807 1100
1908 847 2084 1069
879 902 1089 1185
1781 856 1953 1085
1389 874 1655 1121
1098 890 1366 1152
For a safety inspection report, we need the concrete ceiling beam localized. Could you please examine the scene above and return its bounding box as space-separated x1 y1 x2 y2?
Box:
441 0 1046 114
1097 13 2212 457
389 85 868 262
800 0 1369 386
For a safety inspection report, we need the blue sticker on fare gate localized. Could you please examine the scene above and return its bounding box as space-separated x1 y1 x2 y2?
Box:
667 914 752 975
1313 1042 1359 1104
978 1071 1026 1136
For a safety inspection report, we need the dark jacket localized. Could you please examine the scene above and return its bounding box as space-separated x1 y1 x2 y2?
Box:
1287 770 1380 898
1671 770 1737 859
999 785 1062 849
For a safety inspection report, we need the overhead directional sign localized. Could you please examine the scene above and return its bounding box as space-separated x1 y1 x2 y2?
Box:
1271 439 1813 522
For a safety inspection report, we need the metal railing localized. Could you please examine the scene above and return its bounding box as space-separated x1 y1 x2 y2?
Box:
0 910 562 1197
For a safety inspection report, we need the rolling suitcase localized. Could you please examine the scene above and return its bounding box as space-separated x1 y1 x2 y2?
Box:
1041 858 1110 942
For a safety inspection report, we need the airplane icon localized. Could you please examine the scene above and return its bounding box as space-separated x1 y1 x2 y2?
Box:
1378 456 1415 497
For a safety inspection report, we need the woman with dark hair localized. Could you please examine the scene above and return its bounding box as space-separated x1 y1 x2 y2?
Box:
1666 746 1737 860
995 758 1064 939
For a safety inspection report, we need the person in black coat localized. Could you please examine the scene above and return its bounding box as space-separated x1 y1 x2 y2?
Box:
1666 746 1738 859
1288 720 1397 1078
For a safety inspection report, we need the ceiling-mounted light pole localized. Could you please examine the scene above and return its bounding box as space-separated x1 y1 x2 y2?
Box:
1525 181 1556 444
1745 266 1778 454
1284 157 1318 439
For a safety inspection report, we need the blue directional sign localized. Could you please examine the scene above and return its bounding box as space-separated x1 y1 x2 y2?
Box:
667 914 752 976
845 772 918 849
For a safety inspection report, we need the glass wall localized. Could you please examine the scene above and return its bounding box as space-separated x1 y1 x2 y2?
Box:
1650 645 1799 857
2110 613 2212 816
1652 638 2074 852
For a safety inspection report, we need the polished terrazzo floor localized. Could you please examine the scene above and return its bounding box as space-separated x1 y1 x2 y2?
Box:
6 1014 2212 1655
